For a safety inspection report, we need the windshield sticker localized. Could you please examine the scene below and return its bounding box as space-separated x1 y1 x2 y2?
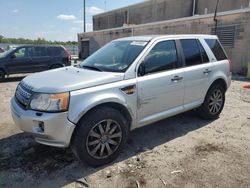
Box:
130 41 147 46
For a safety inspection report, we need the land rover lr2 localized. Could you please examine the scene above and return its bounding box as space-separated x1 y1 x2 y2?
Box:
11 35 231 166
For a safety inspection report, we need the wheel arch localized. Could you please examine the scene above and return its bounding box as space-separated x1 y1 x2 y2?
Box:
50 63 64 69
70 102 133 144
209 78 227 92
0 67 7 74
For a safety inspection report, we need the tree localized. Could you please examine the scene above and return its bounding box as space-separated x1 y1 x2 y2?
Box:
0 35 77 46
0 35 3 43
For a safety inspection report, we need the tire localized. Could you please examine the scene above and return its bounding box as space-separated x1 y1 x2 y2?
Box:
71 107 129 166
198 84 225 119
0 70 5 82
50 64 63 69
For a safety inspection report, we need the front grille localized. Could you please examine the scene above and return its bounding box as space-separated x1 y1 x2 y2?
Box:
15 82 33 108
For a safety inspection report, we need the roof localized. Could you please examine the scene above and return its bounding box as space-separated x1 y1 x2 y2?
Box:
114 34 218 42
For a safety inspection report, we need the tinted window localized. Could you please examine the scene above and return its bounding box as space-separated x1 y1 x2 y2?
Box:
180 39 202 66
144 40 178 74
205 39 227 61
50 47 66 57
197 41 209 63
31 47 48 57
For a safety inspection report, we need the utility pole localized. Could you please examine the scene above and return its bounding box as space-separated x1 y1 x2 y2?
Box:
83 0 86 32
214 0 220 35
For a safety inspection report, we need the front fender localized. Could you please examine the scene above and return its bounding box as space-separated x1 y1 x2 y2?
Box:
67 82 137 126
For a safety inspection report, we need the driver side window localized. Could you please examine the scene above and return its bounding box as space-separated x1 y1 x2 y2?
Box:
144 40 178 75
13 47 30 58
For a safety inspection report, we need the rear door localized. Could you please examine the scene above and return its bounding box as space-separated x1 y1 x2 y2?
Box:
30 46 51 72
49 46 69 65
137 39 185 126
180 39 213 110
6 47 32 74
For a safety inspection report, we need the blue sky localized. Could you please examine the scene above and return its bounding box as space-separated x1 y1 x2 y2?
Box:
0 0 144 41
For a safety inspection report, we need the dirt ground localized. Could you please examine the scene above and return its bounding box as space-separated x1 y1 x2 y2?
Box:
0 75 250 188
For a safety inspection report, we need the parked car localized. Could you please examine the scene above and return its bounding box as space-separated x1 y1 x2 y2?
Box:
0 47 4 53
0 45 71 81
11 35 231 166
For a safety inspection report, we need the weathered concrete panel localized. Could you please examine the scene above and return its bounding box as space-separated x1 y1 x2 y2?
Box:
93 0 250 31
79 10 250 74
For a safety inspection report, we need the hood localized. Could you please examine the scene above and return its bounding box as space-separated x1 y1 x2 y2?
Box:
22 66 124 93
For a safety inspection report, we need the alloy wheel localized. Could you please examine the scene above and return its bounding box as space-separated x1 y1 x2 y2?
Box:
208 89 223 114
86 119 122 159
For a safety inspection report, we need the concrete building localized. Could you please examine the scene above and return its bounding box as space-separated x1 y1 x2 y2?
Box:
78 0 250 74
93 0 250 31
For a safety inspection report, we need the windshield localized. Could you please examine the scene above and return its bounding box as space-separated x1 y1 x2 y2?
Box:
80 40 148 72
0 48 15 58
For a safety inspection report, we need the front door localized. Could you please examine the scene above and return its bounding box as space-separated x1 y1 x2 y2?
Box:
6 47 32 74
137 40 185 126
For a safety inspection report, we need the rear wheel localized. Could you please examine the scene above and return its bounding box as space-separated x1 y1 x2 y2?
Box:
71 107 129 166
0 70 5 82
198 84 225 119
50 64 63 69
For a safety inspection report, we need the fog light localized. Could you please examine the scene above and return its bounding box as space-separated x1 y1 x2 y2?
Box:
33 120 44 133
38 122 44 132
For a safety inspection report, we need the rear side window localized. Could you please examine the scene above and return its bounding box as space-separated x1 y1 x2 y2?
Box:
205 39 227 61
180 39 202 66
49 47 66 57
31 47 48 57
144 40 178 74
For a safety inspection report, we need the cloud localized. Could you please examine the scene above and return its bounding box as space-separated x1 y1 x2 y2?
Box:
73 20 84 24
35 30 62 37
73 20 92 26
57 14 76 21
70 22 93 33
86 6 104 15
12 9 19 13
69 27 80 33
73 21 93 31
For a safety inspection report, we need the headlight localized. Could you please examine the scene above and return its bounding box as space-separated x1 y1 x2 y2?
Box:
30 92 69 112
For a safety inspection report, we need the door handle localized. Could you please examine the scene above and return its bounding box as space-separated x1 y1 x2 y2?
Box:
171 76 183 82
203 69 212 74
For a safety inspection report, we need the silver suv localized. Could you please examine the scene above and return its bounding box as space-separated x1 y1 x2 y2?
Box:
11 35 231 166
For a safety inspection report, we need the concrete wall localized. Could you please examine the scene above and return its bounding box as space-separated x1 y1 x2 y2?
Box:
93 0 194 30
196 0 250 15
93 0 250 31
79 10 250 74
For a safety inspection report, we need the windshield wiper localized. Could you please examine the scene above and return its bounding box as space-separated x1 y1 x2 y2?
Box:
81 65 103 72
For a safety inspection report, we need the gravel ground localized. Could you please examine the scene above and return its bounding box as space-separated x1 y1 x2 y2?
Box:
0 75 250 188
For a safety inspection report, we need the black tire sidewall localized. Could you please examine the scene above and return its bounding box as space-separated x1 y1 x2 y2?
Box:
0 70 5 82
71 107 129 166
50 64 62 69
199 84 225 119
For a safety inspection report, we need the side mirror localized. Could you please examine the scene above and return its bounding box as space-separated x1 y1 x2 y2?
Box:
138 61 146 77
11 54 16 59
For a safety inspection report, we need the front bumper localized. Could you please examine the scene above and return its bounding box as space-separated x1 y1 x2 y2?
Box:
11 97 76 148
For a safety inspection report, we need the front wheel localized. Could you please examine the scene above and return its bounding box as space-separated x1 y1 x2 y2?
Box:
198 84 225 119
71 107 129 166
0 70 5 82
